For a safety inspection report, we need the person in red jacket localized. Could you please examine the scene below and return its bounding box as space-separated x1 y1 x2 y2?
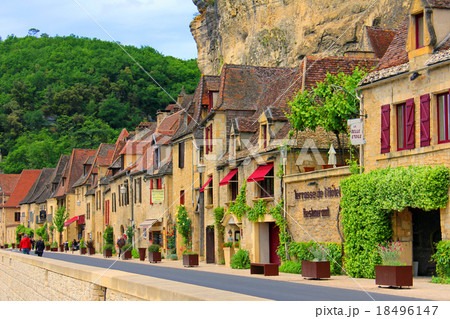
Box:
19 234 32 254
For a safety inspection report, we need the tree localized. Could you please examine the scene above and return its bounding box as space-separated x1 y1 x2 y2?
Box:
288 68 366 163
53 206 68 244
28 28 40 37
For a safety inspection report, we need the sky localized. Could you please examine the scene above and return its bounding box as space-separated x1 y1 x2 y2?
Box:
0 0 199 60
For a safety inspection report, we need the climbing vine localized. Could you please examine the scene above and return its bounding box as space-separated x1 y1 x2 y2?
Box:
247 199 267 222
213 206 225 236
176 205 192 249
269 199 291 261
228 182 251 221
340 165 450 278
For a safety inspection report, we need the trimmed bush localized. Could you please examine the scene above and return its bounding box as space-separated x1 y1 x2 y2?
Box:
230 249 250 269
431 241 450 281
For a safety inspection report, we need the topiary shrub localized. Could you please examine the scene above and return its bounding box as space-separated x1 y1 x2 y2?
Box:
230 249 250 269
431 241 450 281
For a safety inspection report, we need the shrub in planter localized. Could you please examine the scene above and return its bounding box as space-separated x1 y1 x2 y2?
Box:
375 241 412 287
50 242 58 252
230 249 250 269
79 239 87 255
103 243 114 258
121 243 132 260
86 240 95 255
301 244 331 279
131 248 139 259
45 242 51 251
148 244 161 263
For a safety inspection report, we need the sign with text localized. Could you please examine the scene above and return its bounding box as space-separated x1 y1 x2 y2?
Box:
303 207 330 218
294 186 341 201
347 118 365 145
151 189 164 204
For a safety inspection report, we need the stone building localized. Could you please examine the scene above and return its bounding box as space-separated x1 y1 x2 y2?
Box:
358 0 450 275
0 174 20 244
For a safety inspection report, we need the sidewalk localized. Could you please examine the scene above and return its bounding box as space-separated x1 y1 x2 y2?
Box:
52 250 450 301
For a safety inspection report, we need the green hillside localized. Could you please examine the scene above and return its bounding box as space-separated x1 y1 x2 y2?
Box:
0 34 200 173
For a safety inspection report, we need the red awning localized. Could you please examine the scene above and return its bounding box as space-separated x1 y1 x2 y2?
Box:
219 169 238 186
247 163 274 182
200 176 213 192
64 216 78 227
77 215 85 225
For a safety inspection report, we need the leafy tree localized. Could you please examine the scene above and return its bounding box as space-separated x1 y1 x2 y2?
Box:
53 206 68 244
288 68 366 163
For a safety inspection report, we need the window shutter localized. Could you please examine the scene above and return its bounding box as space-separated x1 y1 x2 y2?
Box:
205 127 209 154
420 94 430 147
381 104 391 153
179 142 185 169
405 98 415 150
209 124 213 152
150 179 153 205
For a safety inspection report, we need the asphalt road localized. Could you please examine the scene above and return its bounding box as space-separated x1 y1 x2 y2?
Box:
19 250 426 301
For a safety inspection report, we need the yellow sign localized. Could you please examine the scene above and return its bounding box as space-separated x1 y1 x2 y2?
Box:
152 189 164 204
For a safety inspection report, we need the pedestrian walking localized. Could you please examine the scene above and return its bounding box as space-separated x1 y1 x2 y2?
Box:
35 237 45 257
31 238 36 250
117 235 125 257
19 234 32 254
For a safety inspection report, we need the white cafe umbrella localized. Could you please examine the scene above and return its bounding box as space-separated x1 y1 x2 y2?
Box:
328 144 337 167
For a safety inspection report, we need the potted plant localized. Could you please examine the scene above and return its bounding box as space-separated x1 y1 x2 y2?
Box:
301 244 330 279
138 247 147 261
86 240 95 255
11 243 16 249
59 243 64 252
103 226 114 258
103 243 114 258
50 242 58 251
375 241 413 288
121 243 133 260
183 250 199 267
148 244 161 263
79 239 87 255
4 244 8 249
68 240 73 252
45 242 51 251
222 242 235 267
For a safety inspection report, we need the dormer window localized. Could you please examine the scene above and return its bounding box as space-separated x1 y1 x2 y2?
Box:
208 91 219 112
261 124 268 148
154 147 160 169
205 124 213 154
415 12 424 49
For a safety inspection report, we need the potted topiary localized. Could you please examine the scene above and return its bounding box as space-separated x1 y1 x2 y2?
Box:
375 241 413 288
183 250 199 267
148 244 161 263
50 242 58 251
86 240 95 255
138 247 146 261
79 239 87 255
103 225 114 258
121 243 132 260
301 244 331 279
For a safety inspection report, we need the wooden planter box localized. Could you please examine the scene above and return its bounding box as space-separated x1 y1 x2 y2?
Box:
304 167 316 172
51 247 58 251
12 243 16 249
375 265 413 288
88 247 95 255
121 250 132 260
45 245 50 251
103 249 112 258
321 164 334 169
183 254 199 267
138 248 146 261
4 244 8 249
80 247 87 255
59 245 64 252
148 252 161 263
301 261 331 279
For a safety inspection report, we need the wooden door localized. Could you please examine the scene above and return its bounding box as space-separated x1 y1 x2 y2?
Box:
269 222 281 264
206 226 215 263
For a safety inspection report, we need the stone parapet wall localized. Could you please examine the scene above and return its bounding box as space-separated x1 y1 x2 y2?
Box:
0 251 264 301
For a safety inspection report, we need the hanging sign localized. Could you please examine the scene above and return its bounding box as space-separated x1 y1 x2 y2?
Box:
347 118 365 145
151 189 164 204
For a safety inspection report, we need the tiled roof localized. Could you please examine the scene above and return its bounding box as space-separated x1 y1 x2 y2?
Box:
155 110 183 135
19 168 55 205
235 118 259 133
50 155 70 196
119 140 152 155
427 0 450 8
365 26 397 59
3 170 41 208
0 174 20 196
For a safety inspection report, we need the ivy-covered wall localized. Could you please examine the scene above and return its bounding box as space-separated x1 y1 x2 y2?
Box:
340 165 450 278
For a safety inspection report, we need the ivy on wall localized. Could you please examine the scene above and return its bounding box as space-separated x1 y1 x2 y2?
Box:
228 182 251 221
340 165 450 278
247 199 267 222
269 199 291 260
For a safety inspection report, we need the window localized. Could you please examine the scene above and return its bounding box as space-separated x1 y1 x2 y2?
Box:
87 203 91 220
438 92 450 143
118 186 122 207
205 124 213 154
154 147 160 169
157 178 162 189
258 167 274 198
397 103 407 150
180 190 185 205
261 124 267 148
230 172 239 201
112 193 116 212
105 200 110 225
15 212 20 222
207 177 213 205
179 141 185 169
208 91 219 111
135 178 142 204
415 13 424 49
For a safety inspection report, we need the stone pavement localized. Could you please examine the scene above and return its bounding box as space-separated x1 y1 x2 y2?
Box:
51 250 450 301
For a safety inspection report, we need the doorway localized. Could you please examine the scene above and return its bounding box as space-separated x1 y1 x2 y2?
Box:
269 222 281 265
411 208 441 276
206 226 215 263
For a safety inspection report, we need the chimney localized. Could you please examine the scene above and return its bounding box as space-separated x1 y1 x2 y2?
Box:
157 110 169 126
177 86 186 106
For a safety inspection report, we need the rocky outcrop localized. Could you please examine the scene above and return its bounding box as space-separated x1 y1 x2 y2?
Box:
190 0 410 75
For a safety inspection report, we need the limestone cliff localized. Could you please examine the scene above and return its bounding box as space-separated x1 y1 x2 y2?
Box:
190 0 410 75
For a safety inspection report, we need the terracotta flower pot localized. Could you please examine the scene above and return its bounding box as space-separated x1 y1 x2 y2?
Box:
103 249 112 258
148 252 161 263
121 250 132 260
88 247 95 255
138 248 146 261
375 265 413 288
80 247 87 255
301 261 331 279
183 254 199 267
